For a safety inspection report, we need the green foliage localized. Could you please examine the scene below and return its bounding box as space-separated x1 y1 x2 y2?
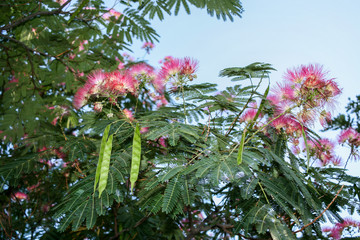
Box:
139 0 244 21
130 123 141 193
327 95 360 132
0 0 359 239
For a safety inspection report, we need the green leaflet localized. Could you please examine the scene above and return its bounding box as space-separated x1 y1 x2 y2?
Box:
162 174 181 213
237 129 247 165
94 124 111 192
130 123 141 194
67 0 90 24
98 134 113 198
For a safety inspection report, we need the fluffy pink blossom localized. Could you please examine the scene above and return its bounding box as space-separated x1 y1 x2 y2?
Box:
78 40 88 51
152 76 166 93
331 156 342 166
323 218 360 240
158 137 167 148
158 57 198 85
140 127 149 134
307 138 337 165
338 128 360 147
129 63 155 80
122 109 134 121
240 109 259 123
269 64 341 129
13 192 28 200
272 83 297 101
291 145 301 155
103 9 122 20
93 102 103 112
73 86 89 109
159 58 181 80
142 42 155 54
271 115 305 137
180 57 198 76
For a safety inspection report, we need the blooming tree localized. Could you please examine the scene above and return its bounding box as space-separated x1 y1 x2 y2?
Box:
1 1 360 239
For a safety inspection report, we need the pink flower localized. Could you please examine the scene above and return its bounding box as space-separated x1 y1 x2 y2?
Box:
129 63 155 80
338 128 360 147
13 192 28 200
270 64 341 128
86 70 106 93
158 137 167 148
73 70 106 109
323 218 360 240
240 109 259 123
291 145 301 155
94 102 103 112
180 57 198 78
307 138 337 165
140 127 149 134
122 109 134 121
158 57 198 84
331 156 342 166
103 9 122 20
142 42 155 54
272 83 297 101
73 86 89 109
78 40 88 51
271 115 305 137
159 58 181 79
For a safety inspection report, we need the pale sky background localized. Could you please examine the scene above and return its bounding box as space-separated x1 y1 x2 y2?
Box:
123 0 360 176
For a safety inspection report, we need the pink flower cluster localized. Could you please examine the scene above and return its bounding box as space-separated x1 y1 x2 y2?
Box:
239 64 347 166
157 57 198 88
338 128 360 147
103 9 122 20
338 127 360 158
12 192 28 201
73 69 140 109
307 138 341 165
142 42 155 54
73 57 198 110
268 64 341 128
323 218 360 239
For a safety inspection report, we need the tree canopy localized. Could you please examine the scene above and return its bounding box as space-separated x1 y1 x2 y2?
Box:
1 1 360 240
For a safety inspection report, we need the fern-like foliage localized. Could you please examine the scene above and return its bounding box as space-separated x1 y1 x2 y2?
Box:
138 0 244 21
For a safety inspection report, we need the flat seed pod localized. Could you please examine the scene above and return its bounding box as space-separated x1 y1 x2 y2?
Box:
130 123 141 194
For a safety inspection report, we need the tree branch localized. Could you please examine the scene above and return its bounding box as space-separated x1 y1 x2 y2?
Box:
294 184 344 233
0 33 76 74
0 0 72 31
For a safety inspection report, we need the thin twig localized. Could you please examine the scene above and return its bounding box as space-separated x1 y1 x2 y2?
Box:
294 184 344 233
